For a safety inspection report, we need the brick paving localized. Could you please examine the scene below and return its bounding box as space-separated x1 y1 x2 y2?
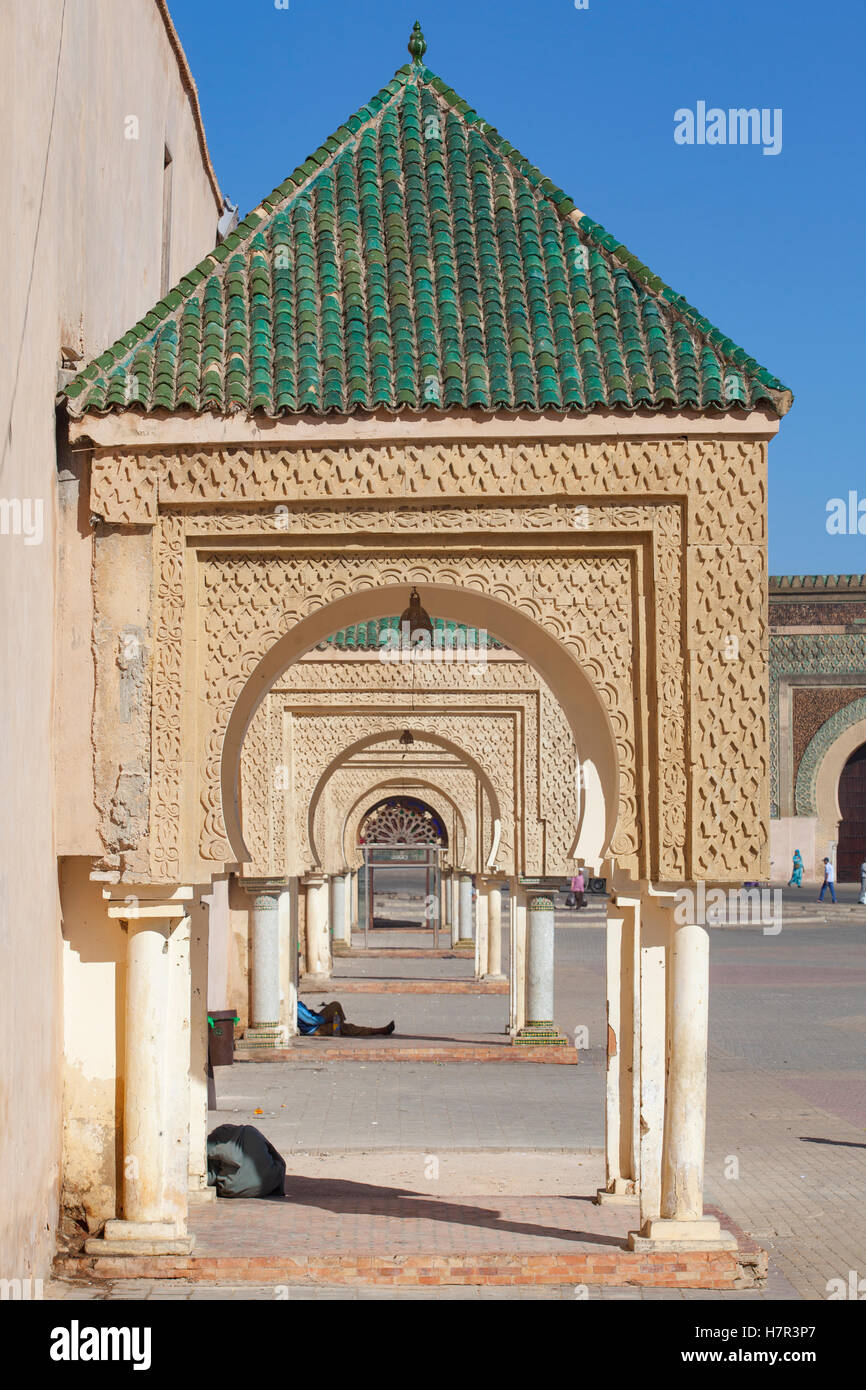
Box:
44 1277 794 1300
57 1193 761 1288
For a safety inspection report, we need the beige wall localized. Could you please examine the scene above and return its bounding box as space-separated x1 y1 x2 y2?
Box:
0 0 220 1276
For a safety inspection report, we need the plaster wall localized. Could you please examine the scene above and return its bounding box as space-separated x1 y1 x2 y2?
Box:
0 0 220 1275
59 858 126 1239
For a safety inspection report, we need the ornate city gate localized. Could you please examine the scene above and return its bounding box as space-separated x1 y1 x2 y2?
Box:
59 25 789 1262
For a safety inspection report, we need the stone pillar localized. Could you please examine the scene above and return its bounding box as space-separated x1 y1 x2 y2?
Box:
350 869 360 932
457 873 474 945
481 877 505 981
450 873 461 948
515 893 567 1046
303 872 331 982
86 886 195 1255
239 879 287 1049
474 881 489 979
278 880 300 1041
508 879 527 1035
597 894 640 1205
629 895 734 1252
331 872 350 950
188 892 215 1205
443 870 452 928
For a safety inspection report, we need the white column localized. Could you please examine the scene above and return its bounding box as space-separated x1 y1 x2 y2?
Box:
515 893 566 1046
450 873 461 948
188 893 215 1204
331 872 350 948
597 894 640 1205
629 896 734 1251
249 888 281 1027
457 873 474 943
87 887 195 1255
508 879 527 1035
474 881 489 979
279 880 299 1040
350 869 359 932
484 878 505 980
303 872 331 981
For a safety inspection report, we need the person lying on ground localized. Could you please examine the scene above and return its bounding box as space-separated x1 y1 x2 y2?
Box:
298 999 395 1037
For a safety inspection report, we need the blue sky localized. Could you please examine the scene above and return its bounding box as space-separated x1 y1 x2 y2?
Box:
169 0 866 576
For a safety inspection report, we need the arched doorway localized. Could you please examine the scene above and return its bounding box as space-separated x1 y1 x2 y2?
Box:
837 743 866 880
358 796 447 940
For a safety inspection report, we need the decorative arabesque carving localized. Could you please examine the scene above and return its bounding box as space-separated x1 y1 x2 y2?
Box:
91 435 767 885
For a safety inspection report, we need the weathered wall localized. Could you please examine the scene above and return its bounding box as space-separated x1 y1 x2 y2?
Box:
0 0 220 1276
59 858 126 1240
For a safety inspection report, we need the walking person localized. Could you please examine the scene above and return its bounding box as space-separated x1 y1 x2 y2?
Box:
788 849 804 886
859 858 866 906
818 857 837 904
572 867 586 910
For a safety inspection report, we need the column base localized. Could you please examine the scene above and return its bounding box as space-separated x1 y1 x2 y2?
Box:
453 939 475 951
299 973 332 987
188 1185 216 1206
236 1023 288 1052
514 1021 569 1047
628 1216 737 1252
85 1220 195 1257
482 972 507 982
595 1183 639 1206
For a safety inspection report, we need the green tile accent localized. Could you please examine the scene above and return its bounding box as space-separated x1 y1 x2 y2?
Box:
63 55 791 420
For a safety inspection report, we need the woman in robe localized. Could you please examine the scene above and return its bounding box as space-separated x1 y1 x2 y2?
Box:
788 850 804 887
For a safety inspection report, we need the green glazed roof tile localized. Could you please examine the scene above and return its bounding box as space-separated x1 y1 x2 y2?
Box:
64 33 791 420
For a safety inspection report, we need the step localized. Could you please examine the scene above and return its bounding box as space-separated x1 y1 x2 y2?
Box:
299 978 507 995
233 1042 578 1063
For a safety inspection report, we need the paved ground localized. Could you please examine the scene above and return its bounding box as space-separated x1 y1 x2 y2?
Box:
50 917 865 1301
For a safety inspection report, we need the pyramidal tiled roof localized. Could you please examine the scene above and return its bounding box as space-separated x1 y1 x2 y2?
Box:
315 617 505 651
63 26 792 420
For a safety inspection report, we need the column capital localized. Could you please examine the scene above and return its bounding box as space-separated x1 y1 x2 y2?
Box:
528 893 555 912
239 876 289 902
102 884 194 921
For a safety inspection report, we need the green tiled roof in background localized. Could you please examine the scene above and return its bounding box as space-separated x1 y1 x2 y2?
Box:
317 617 505 651
63 27 791 420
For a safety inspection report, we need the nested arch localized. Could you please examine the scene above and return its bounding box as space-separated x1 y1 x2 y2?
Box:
308 730 499 871
221 583 620 872
341 779 471 872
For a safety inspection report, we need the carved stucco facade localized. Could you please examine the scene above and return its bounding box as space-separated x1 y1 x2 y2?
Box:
82 429 771 891
238 653 581 879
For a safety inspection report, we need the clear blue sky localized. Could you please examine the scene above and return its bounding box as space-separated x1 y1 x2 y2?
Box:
169 0 866 576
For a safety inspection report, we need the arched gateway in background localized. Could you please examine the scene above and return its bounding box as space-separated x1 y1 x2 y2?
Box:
57 25 791 1265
